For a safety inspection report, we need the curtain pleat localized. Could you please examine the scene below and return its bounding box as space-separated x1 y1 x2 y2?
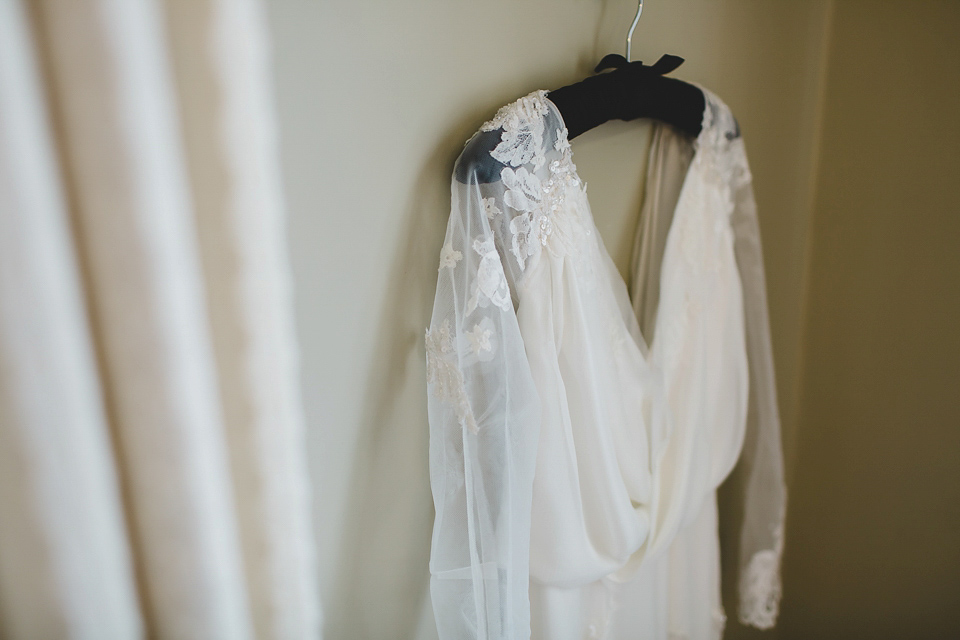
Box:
164 0 322 636
0 2 142 637
0 0 321 637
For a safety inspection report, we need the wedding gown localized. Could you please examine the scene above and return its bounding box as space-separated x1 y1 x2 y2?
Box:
425 88 785 640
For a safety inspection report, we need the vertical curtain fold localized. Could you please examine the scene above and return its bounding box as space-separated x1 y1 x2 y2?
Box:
0 0 321 637
0 2 142 637
35 0 254 635
163 0 322 636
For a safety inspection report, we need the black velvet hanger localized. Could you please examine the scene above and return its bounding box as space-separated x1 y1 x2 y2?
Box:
455 54 705 184
547 54 704 140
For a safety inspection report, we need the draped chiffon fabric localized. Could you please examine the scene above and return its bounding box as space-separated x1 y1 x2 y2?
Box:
426 88 785 639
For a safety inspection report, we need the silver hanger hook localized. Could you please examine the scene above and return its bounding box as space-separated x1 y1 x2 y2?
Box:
626 0 643 62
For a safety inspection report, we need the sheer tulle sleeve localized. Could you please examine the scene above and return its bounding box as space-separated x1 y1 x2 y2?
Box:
425 129 542 639
728 137 788 629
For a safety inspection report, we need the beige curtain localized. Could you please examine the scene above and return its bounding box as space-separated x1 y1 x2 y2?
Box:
0 0 321 637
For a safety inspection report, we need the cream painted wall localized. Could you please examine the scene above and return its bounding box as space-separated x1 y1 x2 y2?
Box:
780 2 960 638
265 2 830 638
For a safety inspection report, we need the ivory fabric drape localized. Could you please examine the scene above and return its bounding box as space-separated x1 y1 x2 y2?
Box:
630 123 787 630
0 0 321 637
426 87 785 638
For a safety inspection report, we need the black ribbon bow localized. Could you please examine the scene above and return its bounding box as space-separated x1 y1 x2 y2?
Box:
594 53 686 75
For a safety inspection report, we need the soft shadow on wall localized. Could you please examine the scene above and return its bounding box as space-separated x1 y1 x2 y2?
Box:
330 136 462 639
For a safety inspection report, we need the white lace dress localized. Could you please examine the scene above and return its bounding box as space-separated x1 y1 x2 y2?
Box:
425 89 785 640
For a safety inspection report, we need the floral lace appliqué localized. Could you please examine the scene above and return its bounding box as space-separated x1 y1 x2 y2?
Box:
438 242 462 271
692 85 752 204
481 90 550 170
482 197 502 222
496 122 582 271
425 319 478 434
476 90 586 273
554 127 571 154
738 522 784 629
465 324 492 356
503 166 547 270
466 238 511 315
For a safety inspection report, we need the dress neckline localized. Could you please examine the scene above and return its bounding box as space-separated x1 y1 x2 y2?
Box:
541 92 703 352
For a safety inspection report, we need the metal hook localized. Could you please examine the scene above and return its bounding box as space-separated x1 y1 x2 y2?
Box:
625 0 643 62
